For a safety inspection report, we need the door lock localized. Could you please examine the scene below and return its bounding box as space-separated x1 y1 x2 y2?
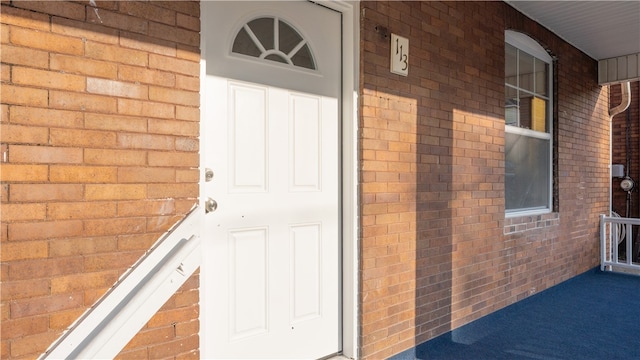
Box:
205 168 214 182
205 198 218 213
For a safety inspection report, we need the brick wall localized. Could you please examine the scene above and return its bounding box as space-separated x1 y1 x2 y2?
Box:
1 1 200 359
359 1 610 358
610 81 640 217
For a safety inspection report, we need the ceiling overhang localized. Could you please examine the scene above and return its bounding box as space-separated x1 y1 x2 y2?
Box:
505 1 640 85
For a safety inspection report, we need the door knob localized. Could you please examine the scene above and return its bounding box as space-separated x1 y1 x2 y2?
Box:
205 168 214 182
205 198 218 213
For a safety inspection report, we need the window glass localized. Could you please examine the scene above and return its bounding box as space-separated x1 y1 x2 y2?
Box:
504 31 552 215
534 58 548 96
505 85 518 126
247 18 274 50
505 44 517 87
278 20 303 55
505 133 550 211
232 27 262 57
231 16 317 71
518 51 534 93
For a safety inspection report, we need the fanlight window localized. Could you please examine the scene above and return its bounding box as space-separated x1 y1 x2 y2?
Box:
232 17 316 70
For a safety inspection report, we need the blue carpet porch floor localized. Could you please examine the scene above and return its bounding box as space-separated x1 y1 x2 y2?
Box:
389 269 640 360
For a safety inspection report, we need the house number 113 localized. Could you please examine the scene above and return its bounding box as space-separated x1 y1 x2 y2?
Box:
390 33 409 76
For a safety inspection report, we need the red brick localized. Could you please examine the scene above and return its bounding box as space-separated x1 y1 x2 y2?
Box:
9 145 83 164
0 64 8 82
47 201 117 220
0 164 48 182
48 236 117 257
85 41 148 67
149 86 199 106
0 279 49 301
118 167 175 183
148 334 199 359
0 203 46 221
49 308 85 330
175 138 199 152
115 347 149 360
117 199 176 217
154 1 199 16
86 6 148 34
84 148 146 166
9 331 60 358
147 183 198 199
50 53 118 79
176 74 199 91
6 256 84 281
83 217 147 236
51 16 119 44
87 77 148 99
149 53 199 76
148 118 198 136
176 105 199 121
176 169 199 183
176 12 200 32
0 23 7 44
176 43 201 62
147 214 183 232
50 128 117 147
148 151 198 167
119 2 176 26
12 0 85 21
8 220 83 241
0 84 48 107
84 113 147 133
148 21 199 47
0 45 49 69
147 306 199 328
10 106 84 128
50 271 118 295
121 325 175 350
10 27 84 55
117 233 161 251
0 316 48 340
117 133 175 150
0 241 48 261
49 165 117 183
49 90 118 113
9 292 83 319
120 31 177 57
85 184 147 200
83 251 142 272
0 124 49 144
0 5 50 31
117 98 175 119
118 64 176 87
10 184 83 202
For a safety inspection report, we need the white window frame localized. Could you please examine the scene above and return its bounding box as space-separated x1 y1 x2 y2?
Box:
505 30 554 217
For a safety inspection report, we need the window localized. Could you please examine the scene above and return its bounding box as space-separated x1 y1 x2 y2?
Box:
232 16 316 70
504 31 553 215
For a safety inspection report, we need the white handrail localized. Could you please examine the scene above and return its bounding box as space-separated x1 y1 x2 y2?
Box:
40 206 201 359
600 214 640 274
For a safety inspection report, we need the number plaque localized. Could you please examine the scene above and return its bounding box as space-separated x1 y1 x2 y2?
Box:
390 33 408 76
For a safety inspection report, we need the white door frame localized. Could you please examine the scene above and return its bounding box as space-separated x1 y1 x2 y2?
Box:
198 1 360 358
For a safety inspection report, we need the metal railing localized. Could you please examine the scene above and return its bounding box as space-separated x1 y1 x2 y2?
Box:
600 214 640 274
40 206 201 359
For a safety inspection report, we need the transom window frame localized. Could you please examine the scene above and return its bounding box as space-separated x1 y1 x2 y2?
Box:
505 30 554 217
229 15 319 72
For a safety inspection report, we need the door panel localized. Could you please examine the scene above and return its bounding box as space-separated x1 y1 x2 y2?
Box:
201 2 341 358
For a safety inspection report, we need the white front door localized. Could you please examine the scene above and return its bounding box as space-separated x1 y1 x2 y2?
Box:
200 2 342 359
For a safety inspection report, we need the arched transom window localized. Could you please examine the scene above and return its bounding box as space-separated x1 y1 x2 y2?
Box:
232 16 316 70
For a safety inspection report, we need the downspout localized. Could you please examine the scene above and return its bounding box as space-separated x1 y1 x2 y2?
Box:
610 81 631 215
